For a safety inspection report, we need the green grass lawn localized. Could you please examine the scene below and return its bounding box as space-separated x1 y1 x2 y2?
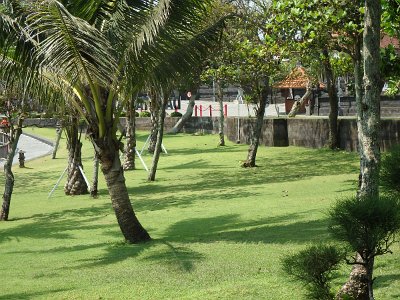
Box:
0 128 399 299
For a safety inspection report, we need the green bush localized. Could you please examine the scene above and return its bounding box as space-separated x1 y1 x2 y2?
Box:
381 144 400 193
135 111 139 117
170 111 182 117
282 244 344 300
329 195 400 256
139 111 151 117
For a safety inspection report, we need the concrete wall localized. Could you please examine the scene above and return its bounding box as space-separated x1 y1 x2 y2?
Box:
226 117 400 152
25 116 400 152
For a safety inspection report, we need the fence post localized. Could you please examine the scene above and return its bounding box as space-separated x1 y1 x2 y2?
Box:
224 104 228 117
200 105 203 117
209 105 212 117
194 105 198 117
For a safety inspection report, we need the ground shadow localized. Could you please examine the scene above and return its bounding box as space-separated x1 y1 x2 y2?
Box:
162 212 330 245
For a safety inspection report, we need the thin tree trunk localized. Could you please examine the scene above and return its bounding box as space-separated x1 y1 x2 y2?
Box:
52 120 63 159
322 48 339 149
64 117 88 195
357 0 381 200
217 79 225 146
169 93 195 134
123 97 136 170
90 152 99 198
148 91 168 181
287 86 312 117
241 83 268 168
0 116 23 221
148 90 159 154
96 134 151 243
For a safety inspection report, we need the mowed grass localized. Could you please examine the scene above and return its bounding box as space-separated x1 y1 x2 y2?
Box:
0 127 399 299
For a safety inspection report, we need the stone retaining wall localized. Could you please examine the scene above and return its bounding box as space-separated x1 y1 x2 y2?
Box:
25 116 400 152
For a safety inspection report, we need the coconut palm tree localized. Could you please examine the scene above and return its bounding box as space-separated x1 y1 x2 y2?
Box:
0 0 228 242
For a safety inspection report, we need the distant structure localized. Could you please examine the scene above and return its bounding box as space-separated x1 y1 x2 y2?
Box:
273 66 324 115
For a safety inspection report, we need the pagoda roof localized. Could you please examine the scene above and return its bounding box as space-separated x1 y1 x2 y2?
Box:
273 66 325 89
274 66 322 89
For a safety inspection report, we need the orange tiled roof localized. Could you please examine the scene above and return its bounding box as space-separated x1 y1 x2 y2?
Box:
274 66 313 89
380 34 400 50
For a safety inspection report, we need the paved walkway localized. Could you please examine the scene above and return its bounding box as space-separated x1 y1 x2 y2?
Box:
0 134 53 168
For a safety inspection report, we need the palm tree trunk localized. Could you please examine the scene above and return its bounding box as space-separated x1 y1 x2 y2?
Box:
148 94 168 181
169 92 196 134
217 79 225 146
52 120 63 159
322 48 339 149
242 84 268 168
288 86 312 117
97 135 151 243
90 152 99 197
123 97 137 170
0 116 23 221
64 117 88 195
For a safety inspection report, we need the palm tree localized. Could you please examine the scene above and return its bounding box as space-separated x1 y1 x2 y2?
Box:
0 0 227 242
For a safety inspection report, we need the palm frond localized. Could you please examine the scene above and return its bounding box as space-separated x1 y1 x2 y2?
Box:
26 0 117 88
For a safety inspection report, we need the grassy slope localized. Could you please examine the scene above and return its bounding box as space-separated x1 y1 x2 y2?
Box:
0 128 399 299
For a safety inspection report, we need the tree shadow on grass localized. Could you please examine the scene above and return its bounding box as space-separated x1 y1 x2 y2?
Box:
162 213 330 245
167 144 245 156
188 150 358 192
76 238 204 273
0 204 112 244
130 187 260 213
374 273 400 289
0 289 71 300
143 240 205 272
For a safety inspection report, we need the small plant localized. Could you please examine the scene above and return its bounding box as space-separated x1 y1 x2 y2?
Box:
170 111 182 117
139 111 151 117
135 111 139 117
282 244 344 300
380 144 400 193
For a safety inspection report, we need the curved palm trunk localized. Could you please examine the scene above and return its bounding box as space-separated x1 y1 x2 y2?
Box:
52 120 63 159
0 116 23 221
64 117 88 195
148 94 168 181
242 85 268 168
322 49 339 149
288 86 312 117
123 97 137 170
217 79 225 146
169 93 196 134
90 152 99 197
96 133 150 243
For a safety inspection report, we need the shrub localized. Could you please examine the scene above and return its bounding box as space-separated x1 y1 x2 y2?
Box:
380 144 400 193
329 195 400 256
170 111 182 117
282 244 344 300
328 195 400 298
139 111 151 117
135 111 139 117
